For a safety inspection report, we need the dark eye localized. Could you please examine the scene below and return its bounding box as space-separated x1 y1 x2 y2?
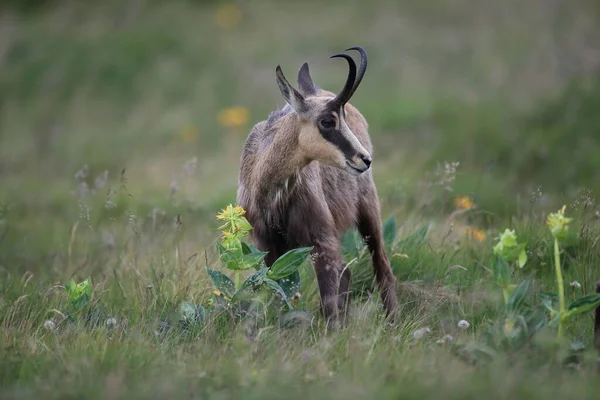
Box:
319 118 336 130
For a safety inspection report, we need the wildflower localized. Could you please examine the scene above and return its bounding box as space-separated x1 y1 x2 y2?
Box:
569 281 582 289
216 204 252 239
214 4 242 30
217 204 245 220
412 327 431 340
547 205 573 240
43 319 56 331
455 196 474 210
218 107 249 128
493 228 528 268
464 227 487 242
106 317 117 329
234 205 245 216
458 320 470 329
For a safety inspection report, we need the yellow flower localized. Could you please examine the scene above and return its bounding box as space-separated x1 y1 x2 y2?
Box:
216 205 233 220
465 227 487 242
455 196 475 210
234 205 246 216
546 205 572 240
214 4 242 30
218 107 249 128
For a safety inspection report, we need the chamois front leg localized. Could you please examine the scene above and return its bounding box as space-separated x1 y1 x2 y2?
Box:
312 237 350 328
357 183 399 320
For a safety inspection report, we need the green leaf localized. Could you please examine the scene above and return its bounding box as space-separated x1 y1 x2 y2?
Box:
517 249 528 268
275 270 301 298
238 217 253 231
65 277 93 310
241 241 260 255
216 242 245 270
205 267 236 297
267 247 313 280
383 216 397 247
341 228 362 256
264 278 293 310
241 252 267 270
396 224 429 250
507 279 532 313
179 302 206 326
492 256 511 288
231 268 268 302
564 294 600 319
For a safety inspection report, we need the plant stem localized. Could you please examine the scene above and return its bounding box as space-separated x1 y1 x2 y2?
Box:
554 238 566 337
235 270 240 291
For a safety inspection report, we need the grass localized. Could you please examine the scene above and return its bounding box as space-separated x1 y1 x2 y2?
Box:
1 0 600 398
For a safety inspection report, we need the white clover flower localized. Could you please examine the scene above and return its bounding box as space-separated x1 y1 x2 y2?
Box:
569 281 582 289
458 320 470 329
106 317 117 329
43 319 56 331
412 327 431 340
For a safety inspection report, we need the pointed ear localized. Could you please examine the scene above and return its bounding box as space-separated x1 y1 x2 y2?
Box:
276 65 307 114
297 62 317 96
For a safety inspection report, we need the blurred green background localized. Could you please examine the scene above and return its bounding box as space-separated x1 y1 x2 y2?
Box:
1 0 600 271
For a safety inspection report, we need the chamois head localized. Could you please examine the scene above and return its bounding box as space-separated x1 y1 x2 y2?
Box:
274 47 372 175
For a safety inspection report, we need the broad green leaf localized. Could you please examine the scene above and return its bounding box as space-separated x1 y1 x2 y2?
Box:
231 268 268 302
383 216 397 247
507 279 532 312
564 294 600 319
205 267 235 297
241 252 267 270
275 270 301 298
264 278 293 310
267 247 313 280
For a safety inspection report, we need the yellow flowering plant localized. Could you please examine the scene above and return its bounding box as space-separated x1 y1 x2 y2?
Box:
545 206 600 337
205 204 312 316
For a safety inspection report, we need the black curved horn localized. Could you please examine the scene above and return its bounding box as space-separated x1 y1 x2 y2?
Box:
330 53 357 107
345 46 367 99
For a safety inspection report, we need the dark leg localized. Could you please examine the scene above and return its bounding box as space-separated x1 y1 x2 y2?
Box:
312 237 347 328
357 185 399 319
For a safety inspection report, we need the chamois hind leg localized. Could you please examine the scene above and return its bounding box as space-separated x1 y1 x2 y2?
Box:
357 186 399 320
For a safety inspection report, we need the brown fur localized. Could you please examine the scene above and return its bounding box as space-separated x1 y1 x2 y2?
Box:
237 61 398 327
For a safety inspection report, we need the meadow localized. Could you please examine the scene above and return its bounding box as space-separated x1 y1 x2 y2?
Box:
1 0 600 398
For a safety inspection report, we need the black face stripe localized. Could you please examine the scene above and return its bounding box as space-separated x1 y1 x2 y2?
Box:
317 111 355 159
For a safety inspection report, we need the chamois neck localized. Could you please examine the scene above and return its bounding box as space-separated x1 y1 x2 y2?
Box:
253 115 306 197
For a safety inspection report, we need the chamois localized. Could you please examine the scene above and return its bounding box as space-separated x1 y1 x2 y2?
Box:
237 47 398 326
